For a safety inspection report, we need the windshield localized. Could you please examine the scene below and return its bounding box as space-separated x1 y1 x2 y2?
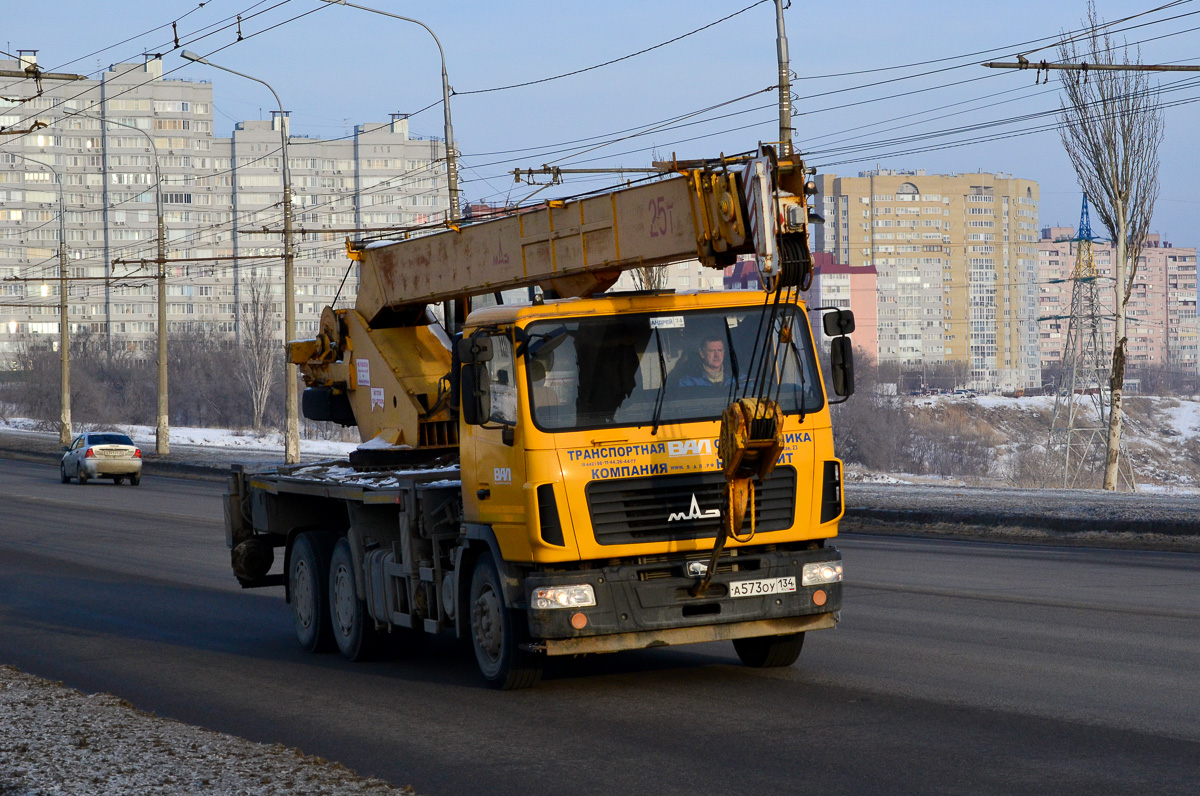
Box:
524 306 823 432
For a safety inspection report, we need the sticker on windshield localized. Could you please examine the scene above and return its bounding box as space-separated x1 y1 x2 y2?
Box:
650 315 684 329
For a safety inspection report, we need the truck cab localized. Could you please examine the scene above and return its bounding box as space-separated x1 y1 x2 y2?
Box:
453 290 845 673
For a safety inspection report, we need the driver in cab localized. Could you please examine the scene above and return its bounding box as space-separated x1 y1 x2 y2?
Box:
673 335 734 387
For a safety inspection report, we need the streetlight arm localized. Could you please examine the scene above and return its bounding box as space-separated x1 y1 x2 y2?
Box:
65 111 162 219
318 1 447 68
317 0 459 222
181 52 285 120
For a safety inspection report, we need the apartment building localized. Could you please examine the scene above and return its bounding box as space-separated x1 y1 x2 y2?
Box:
0 55 449 366
1037 228 1198 373
812 169 1042 392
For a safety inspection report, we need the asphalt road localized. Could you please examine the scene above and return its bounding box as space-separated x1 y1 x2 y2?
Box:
1 457 1198 795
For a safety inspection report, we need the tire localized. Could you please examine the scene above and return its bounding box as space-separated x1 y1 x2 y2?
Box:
469 552 543 690
60 465 69 484
113 476 124 485
329 538 380 661
77 468 88 485
732 632 805 668
289 531 335 653
129 473 141 486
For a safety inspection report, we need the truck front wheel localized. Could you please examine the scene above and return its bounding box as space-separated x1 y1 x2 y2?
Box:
289 531 335 653
329 538 380 661
469 553 543 690
732 632 805 668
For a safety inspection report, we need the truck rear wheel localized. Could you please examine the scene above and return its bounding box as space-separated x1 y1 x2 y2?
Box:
289 531 335 653
329 537 380 661
732 632 805 668
469 553 542 690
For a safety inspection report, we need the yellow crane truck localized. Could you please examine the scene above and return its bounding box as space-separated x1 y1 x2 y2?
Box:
222 146 856 688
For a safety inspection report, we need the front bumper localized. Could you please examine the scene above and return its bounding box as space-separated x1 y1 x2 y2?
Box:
525 546 841 656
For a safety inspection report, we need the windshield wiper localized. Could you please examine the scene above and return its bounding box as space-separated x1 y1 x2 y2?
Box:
723 320 740 400
650 328 668 436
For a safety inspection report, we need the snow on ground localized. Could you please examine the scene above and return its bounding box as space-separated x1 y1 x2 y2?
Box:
0 666 415 796
1159 398 1200 437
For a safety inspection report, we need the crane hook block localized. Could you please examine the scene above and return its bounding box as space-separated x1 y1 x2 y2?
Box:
718 398 785 537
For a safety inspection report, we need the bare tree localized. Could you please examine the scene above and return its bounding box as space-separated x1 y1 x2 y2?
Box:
237 269 282 431
632 264 668 291
1057 1 1164 490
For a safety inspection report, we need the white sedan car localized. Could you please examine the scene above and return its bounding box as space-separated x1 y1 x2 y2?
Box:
61 432 143 485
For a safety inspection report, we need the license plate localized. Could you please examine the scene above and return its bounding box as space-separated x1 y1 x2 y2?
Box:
729 576 796 598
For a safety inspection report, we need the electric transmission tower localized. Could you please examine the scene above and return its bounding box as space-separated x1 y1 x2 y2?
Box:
1043 196 1134 489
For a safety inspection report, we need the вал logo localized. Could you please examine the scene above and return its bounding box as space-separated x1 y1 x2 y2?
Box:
667 439 713 457
668 493 720 522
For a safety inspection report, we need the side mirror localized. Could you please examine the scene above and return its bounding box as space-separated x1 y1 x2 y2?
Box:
830 336 855 398
62 445 70 452
456 333 493 426
823 309 856 338
459 362 492 425
456 334 493 364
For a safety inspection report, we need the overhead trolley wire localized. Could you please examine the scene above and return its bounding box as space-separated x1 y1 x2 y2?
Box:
452 0 771 96
0 0 284 97
791 0 1193 81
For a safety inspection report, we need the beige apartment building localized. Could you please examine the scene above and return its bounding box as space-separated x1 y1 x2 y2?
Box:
0 55 450 366
812 169 1042 392
1038 228 1198 375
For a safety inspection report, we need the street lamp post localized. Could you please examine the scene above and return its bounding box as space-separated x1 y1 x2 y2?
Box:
773 0 793 157
68 110 170 454
10 152 71 445
317 0 462 332
180 51 299 465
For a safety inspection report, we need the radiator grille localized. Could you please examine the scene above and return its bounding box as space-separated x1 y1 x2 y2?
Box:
586 467 797 546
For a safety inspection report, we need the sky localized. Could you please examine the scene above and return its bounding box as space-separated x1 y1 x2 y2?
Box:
5 0 1200 244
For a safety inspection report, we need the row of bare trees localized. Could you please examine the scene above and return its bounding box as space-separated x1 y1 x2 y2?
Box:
1 273 286 433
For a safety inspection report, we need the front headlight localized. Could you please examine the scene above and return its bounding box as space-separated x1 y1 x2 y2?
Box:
532 584 596 610
801 561 843 586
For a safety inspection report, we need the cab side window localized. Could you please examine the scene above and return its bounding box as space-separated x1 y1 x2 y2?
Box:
488 334 517 424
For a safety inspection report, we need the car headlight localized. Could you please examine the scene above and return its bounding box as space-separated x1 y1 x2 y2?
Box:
532 584 596 610
801 562 843 586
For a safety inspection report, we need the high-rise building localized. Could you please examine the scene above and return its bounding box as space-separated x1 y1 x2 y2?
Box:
0 55 450 366
812 169 1041 392
1037 228 1198 375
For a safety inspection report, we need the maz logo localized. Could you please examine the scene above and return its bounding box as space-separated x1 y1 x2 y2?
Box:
667 493 720 522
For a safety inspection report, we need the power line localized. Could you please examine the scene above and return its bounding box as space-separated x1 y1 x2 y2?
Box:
453 0 771 96
789 0 1194 80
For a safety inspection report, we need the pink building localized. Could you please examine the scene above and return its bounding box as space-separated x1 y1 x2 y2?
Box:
1038 229 1197 374
723 253 879 364
807 253 879 365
